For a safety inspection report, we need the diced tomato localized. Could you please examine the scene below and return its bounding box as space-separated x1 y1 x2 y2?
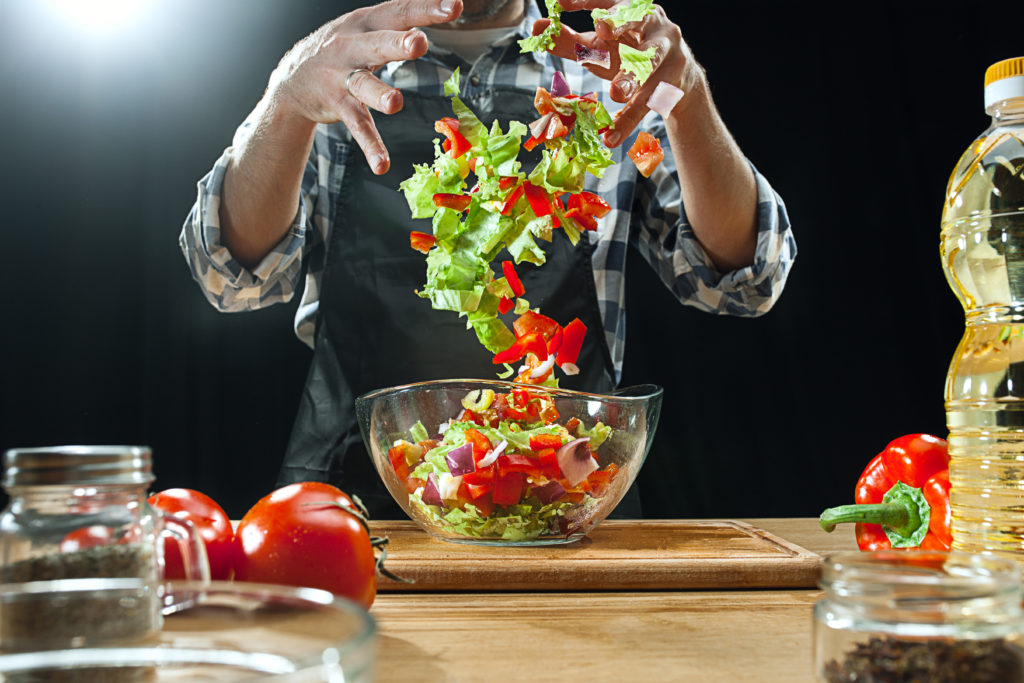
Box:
492 470 525 506
539 401 560 424
502 260 525 297
498 295 514 315
435 117 471 158
555 318 586 366
405 477 426 495
627 131 665 178
529 434 564 450
460 409 485 426
500 184 525 215
544 115 568 141
567 191 611 219
513 311 561 342
409 231 436 254
388 446 410 479
564 207 598 232
433 193 471 211
534 87 556 116
565 417 581 433
523 181 553 218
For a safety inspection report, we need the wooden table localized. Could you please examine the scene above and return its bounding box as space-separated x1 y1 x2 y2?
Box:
367 518 854 682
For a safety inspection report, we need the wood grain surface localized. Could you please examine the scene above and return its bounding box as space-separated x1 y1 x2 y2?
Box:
371 519 822 591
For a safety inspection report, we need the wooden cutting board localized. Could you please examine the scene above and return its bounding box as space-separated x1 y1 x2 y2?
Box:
370 519 822 591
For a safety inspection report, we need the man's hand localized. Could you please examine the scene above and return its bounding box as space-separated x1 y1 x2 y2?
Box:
268 0 464 175
532 0 704 148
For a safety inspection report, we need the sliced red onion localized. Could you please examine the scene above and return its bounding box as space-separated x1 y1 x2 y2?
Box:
560 362 580 376
556 437 598 487
437 472 462 501
532 480 566 504
550 70 570 97
445 443 475 477
529 112 554 139
476 439 507 468
531 354 556 379
574 43 611 70
422 473 443 507
646 81 685 118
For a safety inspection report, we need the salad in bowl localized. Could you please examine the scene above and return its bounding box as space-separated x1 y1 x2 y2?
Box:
356 379 662 545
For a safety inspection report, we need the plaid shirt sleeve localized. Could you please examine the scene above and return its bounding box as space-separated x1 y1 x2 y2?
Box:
178 119 321 313
628 115 796 317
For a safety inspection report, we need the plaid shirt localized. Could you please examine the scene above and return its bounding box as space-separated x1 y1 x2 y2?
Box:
179 2 796 381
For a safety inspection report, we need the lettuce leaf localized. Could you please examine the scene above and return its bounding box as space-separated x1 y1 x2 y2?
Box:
517 0 563 53
618 44 658 85
591 0 655 28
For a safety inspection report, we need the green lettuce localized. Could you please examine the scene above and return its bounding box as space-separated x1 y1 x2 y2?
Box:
618 44 658 86
517 0 563 53
591 0 655 27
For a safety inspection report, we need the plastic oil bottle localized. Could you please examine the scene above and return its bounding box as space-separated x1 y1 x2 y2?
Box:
942 57 1024 565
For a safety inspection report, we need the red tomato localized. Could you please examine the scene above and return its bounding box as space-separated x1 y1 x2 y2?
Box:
627 131 665 178
60 525 114 553
232 482 377 609
148 488 234 581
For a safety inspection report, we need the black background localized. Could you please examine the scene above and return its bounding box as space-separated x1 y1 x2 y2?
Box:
1 0 1021 521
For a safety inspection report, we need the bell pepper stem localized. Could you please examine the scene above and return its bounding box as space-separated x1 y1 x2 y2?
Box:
819 504 910 534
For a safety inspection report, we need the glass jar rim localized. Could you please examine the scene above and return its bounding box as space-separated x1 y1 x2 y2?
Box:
2 445 154 487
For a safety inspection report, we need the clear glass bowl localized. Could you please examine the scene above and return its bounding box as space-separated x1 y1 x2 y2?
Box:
0 579 376 681
356 379 663 545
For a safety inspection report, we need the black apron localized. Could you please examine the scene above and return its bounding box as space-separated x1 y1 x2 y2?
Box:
279 83 639 518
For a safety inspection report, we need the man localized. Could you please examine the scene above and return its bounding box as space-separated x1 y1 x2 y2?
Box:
180 0 796 516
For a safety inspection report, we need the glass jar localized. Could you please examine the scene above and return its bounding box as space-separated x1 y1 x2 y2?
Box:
814 550 1024 682
0 445 209 652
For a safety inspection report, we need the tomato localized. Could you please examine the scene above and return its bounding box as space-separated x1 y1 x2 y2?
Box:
60 525 115 553
627 131 665 178
409 231 436 254
148 488 234 581
232 482 377 608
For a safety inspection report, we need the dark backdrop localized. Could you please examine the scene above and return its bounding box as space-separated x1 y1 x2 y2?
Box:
1 0 1021 520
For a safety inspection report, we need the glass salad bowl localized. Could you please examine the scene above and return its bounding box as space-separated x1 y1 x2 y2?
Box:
0 579 376 681
356 379 663 546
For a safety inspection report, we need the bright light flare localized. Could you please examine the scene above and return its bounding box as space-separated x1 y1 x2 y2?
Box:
42 0 155 36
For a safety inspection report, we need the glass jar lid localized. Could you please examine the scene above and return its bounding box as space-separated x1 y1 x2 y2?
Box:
2 446 154 487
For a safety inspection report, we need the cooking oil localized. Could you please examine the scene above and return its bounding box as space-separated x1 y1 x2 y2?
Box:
942 57 1024 565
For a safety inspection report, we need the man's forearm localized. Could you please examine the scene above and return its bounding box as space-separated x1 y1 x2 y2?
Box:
221 95 318 270
662 77 758 273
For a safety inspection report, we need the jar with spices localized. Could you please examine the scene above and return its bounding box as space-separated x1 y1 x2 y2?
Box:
814 550 1024 682
0 445 209 653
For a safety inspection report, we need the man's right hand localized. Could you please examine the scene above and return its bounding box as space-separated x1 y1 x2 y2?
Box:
221 0 463 269
268 0 464 175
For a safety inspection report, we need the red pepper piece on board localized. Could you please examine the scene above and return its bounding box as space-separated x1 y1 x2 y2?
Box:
502 260 526 297
433 193 471 212
819 434 951 550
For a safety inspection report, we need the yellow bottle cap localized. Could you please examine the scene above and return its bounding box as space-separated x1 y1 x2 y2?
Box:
984 57 1024 109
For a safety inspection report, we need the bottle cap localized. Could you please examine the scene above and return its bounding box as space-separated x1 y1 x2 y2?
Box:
985 57 1024 109
2 445 154 486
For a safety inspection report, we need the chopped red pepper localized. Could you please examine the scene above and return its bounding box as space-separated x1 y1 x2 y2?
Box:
523 181 553 218
555 318 586 366
819 434 951 550
387 446 410 479
500 184 525 215
434 117 471 158
497 454 544 479
497 295 514 315
564 207 598 232
433 193 471 212
462 464 495 485
502 260 526 297
492 469 525 506
492 332 548 365
513 310 561 343
409 231 436 254
463 428 492 463
523 135 542 152
536 448 562 479
498 176 519 191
